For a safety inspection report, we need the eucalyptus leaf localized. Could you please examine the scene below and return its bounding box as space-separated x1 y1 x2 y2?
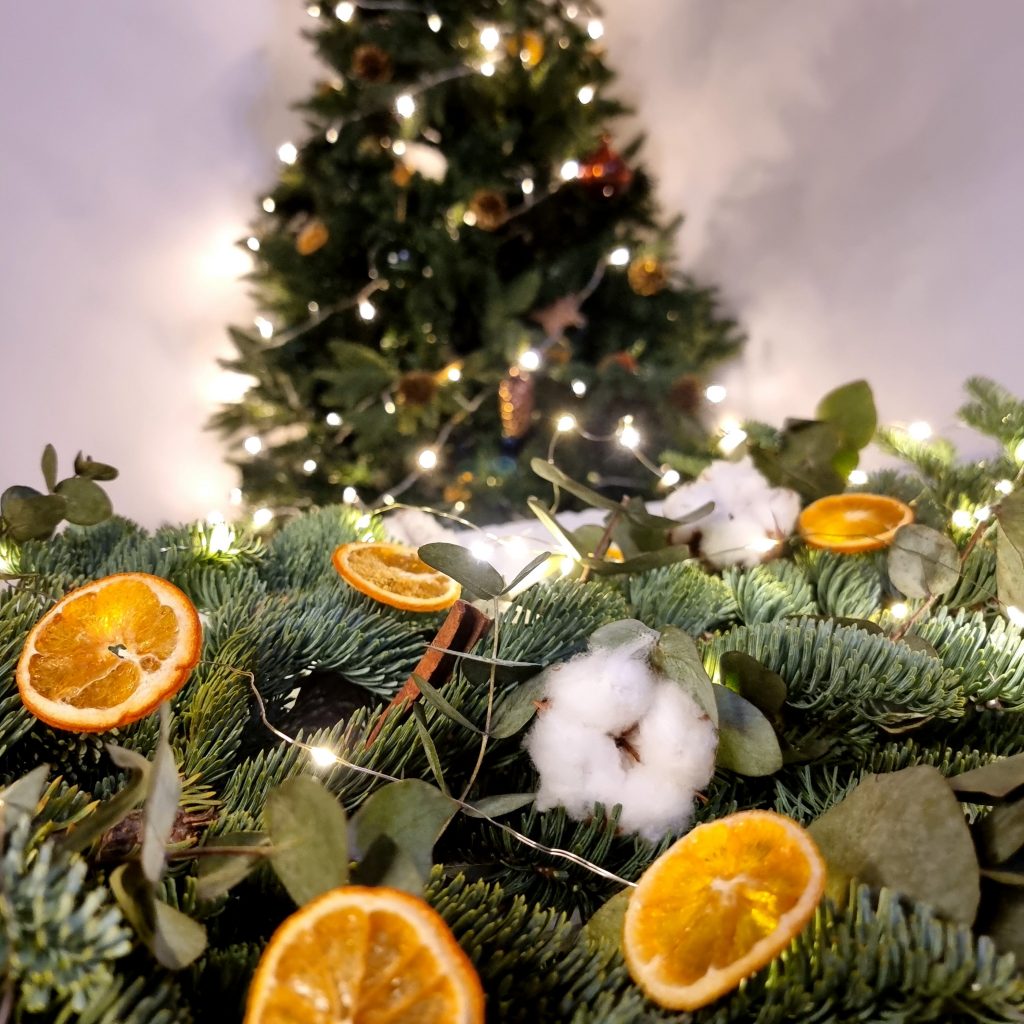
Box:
0 765 49 831
414 674 484 734
411 703 449 794
527 497 587 557
977 798 1024 866
195 832 269 902
751 420 845 500
41 444 58 493
590 618 660 655
581 888 630 955
981 868 1024 887
0 485 67 541
266 775 348 907
352 779 455 886
141 706 180 884
54 476 113 526
74 452 119 481
581 545 694 577
109 863 155 946
822 616 885 636
417 542 505 600
978 883 1024 960
152 900 208 969
461 793 534 818
713 685 783 776
489 676 549 739
808 765 980 924
719 651 787 717
503 552 553 594
816 380 877 452
898 634 940 658
650 627 718 726
426 646 540 671
62 745 150 854
997 489 1024 611
950 753 1024 801
530 458 622 512
888 525 960 599
646 499 715 530
350 834 422 893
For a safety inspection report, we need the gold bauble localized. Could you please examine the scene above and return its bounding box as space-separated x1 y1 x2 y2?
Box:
628 256 668 296
508 30 545 68
296 219 329 256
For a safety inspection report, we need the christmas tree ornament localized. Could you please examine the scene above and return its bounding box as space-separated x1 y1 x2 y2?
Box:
628 255 668 296
468 189 508 231
669 373 703 414
798 493 914 553
529 294 586 338
351 43 393 83
332 542 461 611
16 572 201 733
499 367 535 439
391 162 413 187
508 30 545 68
444 470 475 504
397 370 439 407
599 351 639 374
578 134 633 195
295 219 329 255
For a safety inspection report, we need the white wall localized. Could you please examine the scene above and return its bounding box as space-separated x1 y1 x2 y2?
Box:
2 1 1022 527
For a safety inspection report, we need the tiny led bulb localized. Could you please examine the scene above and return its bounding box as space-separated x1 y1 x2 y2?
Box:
521 177 535 195
427 13 442 31
447 366 462 382
975 505 992 522
277 142 298 164
417 448 438 470
951 509 973 529
609 246 630 266
907 420 932 441
660 468 681 488
254 316 274 339
303 459 317 473
252 507 274 528
996 479 1015 495
262 197 276 213
556 414 576 433
890 601 909 620
571 379 587 396
342 486 359 504
246 236 260 251
577 85 595 104
618 419 641 450
847 469 868 485
358 299 376 321
326 412 342 426
243 436 262 455
519 349 541 371
479 25 500 50
560 159 579 180
480 61 496 77
705 384 727 404
335 2 355 21
1015 439 1024 463
309 745 339 767
395 93 416 118
587 19 604 39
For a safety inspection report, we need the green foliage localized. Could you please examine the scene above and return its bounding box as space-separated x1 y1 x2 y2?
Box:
723 561 816 625
628 562 735 634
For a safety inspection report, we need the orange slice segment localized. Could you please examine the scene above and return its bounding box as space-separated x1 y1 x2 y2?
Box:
623 810 825 1011
798 492 914 553
244 885 484 1024
332 542 461 612
16 572 202 733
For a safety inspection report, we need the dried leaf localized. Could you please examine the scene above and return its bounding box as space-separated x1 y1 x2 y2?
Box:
950 753 1024 802
418 542 505 600
713 685 782 777
140 706 180 884
997 489 1024 612
414 674 484 734
152 900 208 969
74 452 119 481
719 651 787 717
41 444 58 493
350 834 421 893
0 485 67 540
195 832 269 902
581 888 630 955
461 793 534 819
0 765 49 835
411 704 448 795
977 798 1024 866
888 524 960 598
62 745 150 854
530 458 622 513
489 676 549 739
816 380 877 452
651 627 718 726
54 476 113 526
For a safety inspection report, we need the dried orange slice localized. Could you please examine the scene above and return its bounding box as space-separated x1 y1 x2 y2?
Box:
332 542 460 612
16 572 201 733
623 810 825 1011
798 492 913 553
244 885 484 1024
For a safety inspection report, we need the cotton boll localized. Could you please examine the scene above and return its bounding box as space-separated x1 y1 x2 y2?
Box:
700 516 776 568
616 771 699 841
384 508 459 547
765 485 801 535
632 682 718 791
662 479 716 542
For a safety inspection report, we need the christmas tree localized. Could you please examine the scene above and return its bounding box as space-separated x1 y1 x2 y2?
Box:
212 0 742 523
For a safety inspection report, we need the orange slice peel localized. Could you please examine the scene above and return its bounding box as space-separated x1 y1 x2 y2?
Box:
332 542 461 612
623 809 826 1011
16 572 202 733
798 492 914 554
244 885 484 1024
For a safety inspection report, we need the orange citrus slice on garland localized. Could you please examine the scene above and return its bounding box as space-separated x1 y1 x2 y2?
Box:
332 542 460 612
623 810 826 1011
798 493 914 554
16 572 201 733
244 885 485 1024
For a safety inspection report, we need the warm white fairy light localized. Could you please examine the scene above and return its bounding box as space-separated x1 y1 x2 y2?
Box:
254 316 274 339
262 197 276 213
308 301 320 313
890 601 910 620
343 486 359 504
391 139 407 156
207 521 234 555
382 401 395 416
560 159 580 180
382 494 396 505
243 436 262 455
358 299 377 321
746 536 779 554
577 85 595 104
252 507 274 528
326 411 342 427
571 379 587 396
479 25 500 51
1008 606 1024 628
246 236 260 252
660 468 681 488
480 62 496 77
907 420 932 441
229 487 243 506
519 349 542 371
618 416 641 450
395 94 416 118
306 4 321 16
356 513 373 529
718 419 748 455
303 459 317 474
447 366 462 382
951 509 973 529
277 142 298 164
325 127 339 144
997 479 1015 495
848 469 869 485
309 745 340 767
417 448 439 470
609 246 630 266
559 555 575 576
208 371 257 404
521 177 535 195
427 13 442 31
705 384 727 404
587 19 605 39
975 505 992 522
1015 440 1024 463
470 539 494 562
335 2 355 21
556 414 577 433
463 210 478 226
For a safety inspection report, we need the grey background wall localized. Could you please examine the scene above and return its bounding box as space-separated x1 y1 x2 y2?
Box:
2 0 1021 526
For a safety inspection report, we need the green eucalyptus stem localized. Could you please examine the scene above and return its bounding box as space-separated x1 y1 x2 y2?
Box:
579 503 625 583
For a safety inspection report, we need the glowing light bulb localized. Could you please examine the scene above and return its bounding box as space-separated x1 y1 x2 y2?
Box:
618 417 641 450
609 246 630 266
577 85 595 104
384 400 397 415
705 384 727 404
975 505 992 522
335 2 355 21
907 420 932 441
587 19 604 39
252 507 274 528
395 94 416 118
306 4 321 16
951 509 973 529
303 459 317 473
560 159 579 180
326 412 342 426
1008 605 1024 628
309 745 339 767
660 468 681 488
521 177 534 195
358 299 376 321
480 61 496 77
519 349 541 371
847 469 868 486
479 25 500 50
427 13 442 31
243 436 262 455
746 536 779 554
391 139 407 156
254 316 274 339
325 127 339 144
470 539 494 562
262 197 276 213
559 555 575 576
343 486 359 504
207 522 233 554
1016 439 1024 463
207 510 225 525
356 514 373 529
308 301 320 313
718 425 748 455
996 479 1015 495
417 448 438 470
277 142 298 164
463 210 478 226
556 414 577 433
246 236 260 252
571 379 587 396
890 601 909 620
229 487 243 505
382 493 396 505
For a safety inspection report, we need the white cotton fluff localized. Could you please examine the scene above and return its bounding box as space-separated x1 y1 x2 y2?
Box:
399 142 448 182
663 456 801 569
525 639 718 842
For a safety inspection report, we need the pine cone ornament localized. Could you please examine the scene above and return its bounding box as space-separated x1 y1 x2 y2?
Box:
670 373 704 415
578 135 633 196
628 256 668 296
296 219 329 255
468 189 508 231
397 371 438 407
352 44 393 83
499 368 535 439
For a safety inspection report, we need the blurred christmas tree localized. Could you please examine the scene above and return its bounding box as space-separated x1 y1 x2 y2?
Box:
213 0 743 522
